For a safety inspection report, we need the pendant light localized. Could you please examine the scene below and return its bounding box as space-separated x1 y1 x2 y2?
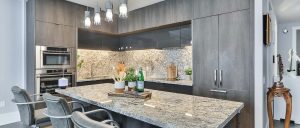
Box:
94 2 101 25
119 0 128 18
105 0 113 22
84 7 91 27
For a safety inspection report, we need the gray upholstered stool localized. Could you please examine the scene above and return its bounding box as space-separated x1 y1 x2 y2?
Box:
11 86 51 128
72 111 119 128
42 93 119 128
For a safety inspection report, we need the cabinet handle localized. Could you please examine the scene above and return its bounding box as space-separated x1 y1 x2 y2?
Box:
210 89 227 93
214 70 217 86
219 70 223 87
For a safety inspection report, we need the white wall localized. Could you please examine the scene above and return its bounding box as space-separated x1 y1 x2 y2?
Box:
275 22 300 124
260 0 278 127
255 0 264 127
0 0 25 125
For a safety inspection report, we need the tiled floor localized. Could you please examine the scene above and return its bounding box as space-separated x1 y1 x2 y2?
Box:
1 120 300 128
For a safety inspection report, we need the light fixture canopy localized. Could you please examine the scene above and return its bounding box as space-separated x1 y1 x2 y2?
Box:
119 0 128 18
84 8 91 27
105 0 113 22
94 2 101 25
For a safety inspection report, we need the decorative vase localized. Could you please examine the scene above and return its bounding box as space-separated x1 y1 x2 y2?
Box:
115 81 125 93
186 75 192 81
128 81 136 91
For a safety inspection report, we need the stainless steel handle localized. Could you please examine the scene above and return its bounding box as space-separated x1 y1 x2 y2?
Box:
219 70 223 87
214 70 217 86
210 89 227 93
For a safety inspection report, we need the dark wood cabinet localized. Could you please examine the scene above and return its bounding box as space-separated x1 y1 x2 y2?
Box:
192 10 252 127
101 34 120 51
154 27 181 49
192 16 219 97
118 0 193 34
120 32 156 51
78 29 101 50
180 24 192 47
193 0 250 19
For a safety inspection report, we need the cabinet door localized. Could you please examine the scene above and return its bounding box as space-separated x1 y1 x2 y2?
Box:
53 24 64 47
64 1 76 26
172 0 193 22
218 10 252 127
192 16 219 97
219 10 250 91
101 34 120 51
193 0 249 19
180 24 192 47
35 21 54 46
78 29 101 50
131 32 156 50
36 0 55 23
154 27 181 49
63 26 76 47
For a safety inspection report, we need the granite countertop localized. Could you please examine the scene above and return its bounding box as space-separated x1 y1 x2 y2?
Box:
56 84 244 128
145 78 193 86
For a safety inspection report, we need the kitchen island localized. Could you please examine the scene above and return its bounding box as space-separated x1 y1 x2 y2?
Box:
56 84 244 128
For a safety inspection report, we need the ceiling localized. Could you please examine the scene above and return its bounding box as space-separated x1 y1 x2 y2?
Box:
272 0 300 24
67 0 164 13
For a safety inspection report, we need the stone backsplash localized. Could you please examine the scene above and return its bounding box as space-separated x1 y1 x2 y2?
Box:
77 46 192 81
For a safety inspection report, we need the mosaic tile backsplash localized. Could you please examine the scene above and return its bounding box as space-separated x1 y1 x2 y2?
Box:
77 46 192 81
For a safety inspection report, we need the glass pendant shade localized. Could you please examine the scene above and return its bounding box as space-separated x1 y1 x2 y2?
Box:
84 10 91 27
105 9 113 22
119 3 127 18
94 5 101 25
94 13 101 25
105 0 113 22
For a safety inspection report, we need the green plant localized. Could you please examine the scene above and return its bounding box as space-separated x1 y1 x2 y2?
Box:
185 67 192 75
124 67 137 82
77 55 84 69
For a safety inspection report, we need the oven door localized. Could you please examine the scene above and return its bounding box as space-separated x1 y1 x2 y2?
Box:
42 51 72 68
39 74 73 94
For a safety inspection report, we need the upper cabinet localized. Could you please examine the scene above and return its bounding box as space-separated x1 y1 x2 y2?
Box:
36 0 76 26
120 24 191 51
35 21 76 47
154 26 181 49
180 24 192 47
78 29 120 51
193 0 250 19
118 0 193 34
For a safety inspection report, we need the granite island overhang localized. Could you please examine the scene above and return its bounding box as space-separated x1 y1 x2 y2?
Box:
56 84 244 128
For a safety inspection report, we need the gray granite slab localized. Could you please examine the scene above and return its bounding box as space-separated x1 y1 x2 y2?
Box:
56 84 243 128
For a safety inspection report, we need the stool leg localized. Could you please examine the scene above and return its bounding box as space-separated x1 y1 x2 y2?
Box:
283 92 292 128
267 91 274 128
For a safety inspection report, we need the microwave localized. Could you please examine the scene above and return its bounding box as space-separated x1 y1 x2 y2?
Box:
36 46 74 69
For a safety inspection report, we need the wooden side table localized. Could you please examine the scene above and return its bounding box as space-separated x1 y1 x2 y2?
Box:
267 86 292 128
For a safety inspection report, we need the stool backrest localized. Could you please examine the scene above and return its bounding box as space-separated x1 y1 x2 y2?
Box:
43 93 73 128
71 111 115 128
11 86 35 126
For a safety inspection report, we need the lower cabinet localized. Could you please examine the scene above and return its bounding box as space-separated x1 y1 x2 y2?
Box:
145 82 193 95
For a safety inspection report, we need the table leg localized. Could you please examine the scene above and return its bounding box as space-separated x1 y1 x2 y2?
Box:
283 92 292 128
267 91 274 128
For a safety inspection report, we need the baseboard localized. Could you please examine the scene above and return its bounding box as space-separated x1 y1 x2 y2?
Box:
0 111 20 126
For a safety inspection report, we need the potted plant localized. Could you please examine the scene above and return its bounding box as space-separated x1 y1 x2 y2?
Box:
184 67 192 80
112 72 126 93
125 67 137 91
